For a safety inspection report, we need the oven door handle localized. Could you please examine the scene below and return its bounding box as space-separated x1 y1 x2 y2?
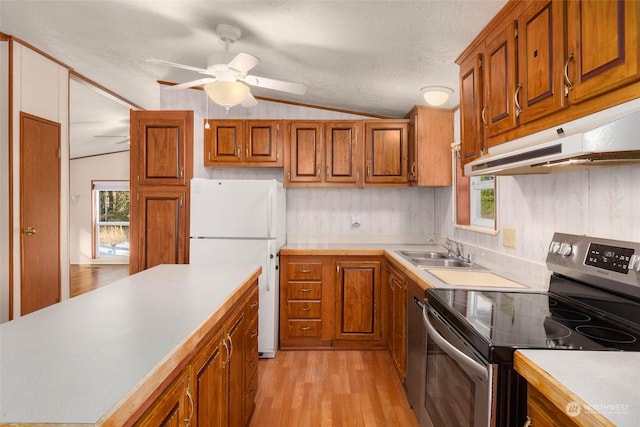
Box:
423 306 488 382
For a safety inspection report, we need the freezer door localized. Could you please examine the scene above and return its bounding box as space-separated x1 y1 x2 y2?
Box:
190 178 282 239
190 238 279 358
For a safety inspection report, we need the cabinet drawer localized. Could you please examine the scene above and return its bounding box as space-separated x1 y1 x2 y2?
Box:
286 281 322 299
245 289 259 318
286 301 322 318
287 262 322 280
245 320 258 355
287 320 322 337
245 372 258 421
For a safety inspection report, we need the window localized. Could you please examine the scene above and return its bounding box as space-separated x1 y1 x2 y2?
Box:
453 146 496 232
93 181 130 259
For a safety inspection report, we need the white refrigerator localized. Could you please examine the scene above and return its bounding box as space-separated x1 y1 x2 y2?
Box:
189 178 286 358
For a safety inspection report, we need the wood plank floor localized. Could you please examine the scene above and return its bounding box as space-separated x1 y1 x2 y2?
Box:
69 264 129 297
250 350 419 427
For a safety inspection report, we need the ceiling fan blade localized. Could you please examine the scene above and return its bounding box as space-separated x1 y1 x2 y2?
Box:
241 92 259 107
243 75 307 95
228 52 260 75
146 58 208 74
115 139 130 145
165 78 215 90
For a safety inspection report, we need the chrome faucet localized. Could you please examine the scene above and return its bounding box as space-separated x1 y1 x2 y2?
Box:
444 238 471 264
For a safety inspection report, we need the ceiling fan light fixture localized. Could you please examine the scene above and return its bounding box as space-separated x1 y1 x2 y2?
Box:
204 81 250 111
421 86 453 107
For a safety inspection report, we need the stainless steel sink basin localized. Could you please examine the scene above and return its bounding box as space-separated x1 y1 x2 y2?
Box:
396 250 486 270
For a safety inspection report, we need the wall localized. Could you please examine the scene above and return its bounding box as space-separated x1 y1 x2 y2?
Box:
435 111 640 290
69 151 130 264
161 89 437 244
0 41 9 322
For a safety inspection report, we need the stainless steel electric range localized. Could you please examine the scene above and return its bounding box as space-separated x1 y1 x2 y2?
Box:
421 233 640 427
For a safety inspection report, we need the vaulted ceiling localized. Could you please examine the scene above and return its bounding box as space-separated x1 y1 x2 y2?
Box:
1 0 506 156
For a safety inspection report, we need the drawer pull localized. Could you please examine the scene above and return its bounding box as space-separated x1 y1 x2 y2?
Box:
250 358 258 368
250 329 258 338
299 307 311 312
297 269 312 273
298 288 312 292
250 388 258 399
299 326 312 331
250 300 258 308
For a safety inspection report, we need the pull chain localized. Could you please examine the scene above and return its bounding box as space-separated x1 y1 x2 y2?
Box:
204 92 211 130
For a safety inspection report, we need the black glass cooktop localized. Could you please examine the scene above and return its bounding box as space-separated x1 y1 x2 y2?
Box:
425 282 640 363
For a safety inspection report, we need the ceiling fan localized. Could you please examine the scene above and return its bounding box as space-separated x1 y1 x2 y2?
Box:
148 24 307 110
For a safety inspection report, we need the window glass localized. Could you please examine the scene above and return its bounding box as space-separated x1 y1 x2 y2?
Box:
93 181 129 259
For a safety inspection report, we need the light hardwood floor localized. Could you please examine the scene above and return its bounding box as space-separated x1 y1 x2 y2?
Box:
250 350 419 427
69 264 129 297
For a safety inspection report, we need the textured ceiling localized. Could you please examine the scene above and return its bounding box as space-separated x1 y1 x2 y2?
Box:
1 0 506 157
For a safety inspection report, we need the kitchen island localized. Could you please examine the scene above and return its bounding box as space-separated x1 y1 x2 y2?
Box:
515 349 640 426
0 264 260 426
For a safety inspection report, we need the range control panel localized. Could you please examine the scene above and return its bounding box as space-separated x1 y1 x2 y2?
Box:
585 243 635 273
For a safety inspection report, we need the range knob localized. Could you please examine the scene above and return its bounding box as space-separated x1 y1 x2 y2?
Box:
549 241 561 254
558 242 573 256
630 254 640 272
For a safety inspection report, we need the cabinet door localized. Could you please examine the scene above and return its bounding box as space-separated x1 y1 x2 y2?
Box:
245 120 283 166
567 0 640 104
227 306 246 427
484 20 519 140
191 330 228 427
335 260 381 341
131 110 192 187
204 120 243 165
133 188 187 273
392 274 407 380
517 0 567 125
407 106 453 186
364 121 408 184
285 122 324 184
459 50 485 164
324 121 361 186
135 372 188 427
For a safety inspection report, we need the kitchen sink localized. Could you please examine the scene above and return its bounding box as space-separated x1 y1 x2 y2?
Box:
396 250 486 270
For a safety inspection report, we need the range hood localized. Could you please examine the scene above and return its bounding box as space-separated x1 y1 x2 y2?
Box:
464 99 640 176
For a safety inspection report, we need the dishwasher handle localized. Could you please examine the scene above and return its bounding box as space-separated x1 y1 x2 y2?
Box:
423 305 488 382
413 296 424 310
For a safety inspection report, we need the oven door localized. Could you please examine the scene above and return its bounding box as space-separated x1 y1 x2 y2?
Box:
423 303 496 427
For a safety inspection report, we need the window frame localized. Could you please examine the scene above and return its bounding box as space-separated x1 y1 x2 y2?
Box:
92 180 130 260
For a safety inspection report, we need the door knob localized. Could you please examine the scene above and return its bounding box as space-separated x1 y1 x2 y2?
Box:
22 226 37 236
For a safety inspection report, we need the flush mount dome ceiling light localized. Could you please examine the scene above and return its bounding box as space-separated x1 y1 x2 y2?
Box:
421 86 453 107
204 81 250 110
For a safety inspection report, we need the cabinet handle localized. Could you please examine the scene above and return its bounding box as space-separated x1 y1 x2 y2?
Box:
317 164 321 177
514 83 522 118
523 415 532 427
299 326 312 331
299 307 311 312
250 388 258 399
326 166 330 177
410 161 417 178
251 329 258 339
356 172 360 181
222 338 230 368
251 300 258 308
208 152 211 161
564 53 574 95
234 142 238 157
184 376 194 427
250 358 258 368
297 269 312 273
481 105 488 128
298 288 311 292
227 333 234 361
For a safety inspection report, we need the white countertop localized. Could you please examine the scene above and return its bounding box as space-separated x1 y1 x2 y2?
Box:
0 264 260 425
516 350 640 426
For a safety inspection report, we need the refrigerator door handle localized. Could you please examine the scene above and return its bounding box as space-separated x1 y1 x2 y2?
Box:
266 240 273 292
267 187 274 238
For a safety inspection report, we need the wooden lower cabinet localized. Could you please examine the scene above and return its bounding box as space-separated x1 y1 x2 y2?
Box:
526 384 578 427
385 262 407 381
134 282 257 427
280 255 384 349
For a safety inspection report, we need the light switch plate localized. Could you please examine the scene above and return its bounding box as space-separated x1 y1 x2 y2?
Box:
502 227 517 248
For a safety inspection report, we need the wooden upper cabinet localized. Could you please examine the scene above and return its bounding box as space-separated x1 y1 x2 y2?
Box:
204 120 283 167
484 19 519 140
205 120 243 165
324 121 361 185
131 110 192 187
407 106 453 186
458 48 485 165
285 121 324 184
517 0 567 125
566 0 640 104
364 120 409 185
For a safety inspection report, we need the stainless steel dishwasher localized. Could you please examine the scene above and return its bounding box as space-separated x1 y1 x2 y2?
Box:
406 280 427 426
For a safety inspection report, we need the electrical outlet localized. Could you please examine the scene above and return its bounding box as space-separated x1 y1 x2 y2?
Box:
502 227 517 248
